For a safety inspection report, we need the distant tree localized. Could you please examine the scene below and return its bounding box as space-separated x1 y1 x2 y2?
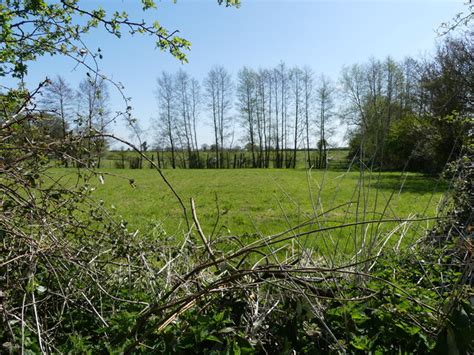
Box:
190 78 202 167
341 33 473 173
422 34 473 120
175 69 194 167
289 66 303 168
273 62 290 168
255 70 266 167
420 33 473 171
260 69 273 167
77 77 111 168
204 66 233 168
400 57 423 115
128 119 147 168
340 63 368 130
41 76 74 138
340 58 402 167
174 70 202 168
237 67 257 167
271 67 280 167
40 75 75 166
156 71 177 168
301 66 315 167
315 74 335 169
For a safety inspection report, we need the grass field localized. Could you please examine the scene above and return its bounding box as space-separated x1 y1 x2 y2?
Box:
47 167 447 254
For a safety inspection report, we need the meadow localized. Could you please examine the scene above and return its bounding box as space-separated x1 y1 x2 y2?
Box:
47 166 447 255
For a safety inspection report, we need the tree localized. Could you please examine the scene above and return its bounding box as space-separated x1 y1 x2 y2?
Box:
341 33 473 173
40 75 75 139
315 74 335 169
128 119 147 168
190 77 202 167
289 66 303 168
175 69 194 167
204 66 233 168
271 66 281 167
340 58 404 168
301 66 314 167
156 71 178 168
255 69 266 167
273 62 290 168
260 69 273 167
400 57 423 115
39 75 76 166
237 67 257 167
174 70 202 168
419 33 473 171
77 76 111 168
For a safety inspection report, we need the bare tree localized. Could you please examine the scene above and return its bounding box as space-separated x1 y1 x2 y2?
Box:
40 75 75 166
156 71 177 169
190 78 202 167
77 76 110 168
340 63 371 166
263 69 273 167
128 120 146 168
272 67 281 167
316 74 335 169
273 62 290 168
302 66 314 168
41 75 74 138
237 67 257 167
175 69 195 167
289 66 303 168
401 57 423 115
204 66 233 168
255 69 270 168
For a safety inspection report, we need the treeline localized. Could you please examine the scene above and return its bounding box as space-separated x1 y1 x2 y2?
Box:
7 75 114 168
38 33 472 173
155 64 336 169
154 33 472 173
103 148 349 170
341 33 472 173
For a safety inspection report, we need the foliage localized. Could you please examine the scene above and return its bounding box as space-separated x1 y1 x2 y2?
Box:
343 34 473 174
5 235 467 353
142 243 470 354
0 0 193 78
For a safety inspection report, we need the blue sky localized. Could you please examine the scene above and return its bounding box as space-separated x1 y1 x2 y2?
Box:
13 0 468 146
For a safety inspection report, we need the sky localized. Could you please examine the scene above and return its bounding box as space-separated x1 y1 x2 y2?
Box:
8 0 469 147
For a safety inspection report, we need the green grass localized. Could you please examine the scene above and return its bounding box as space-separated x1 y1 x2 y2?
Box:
46 167 447 254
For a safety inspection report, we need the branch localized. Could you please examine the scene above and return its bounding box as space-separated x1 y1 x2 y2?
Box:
191 198 217 263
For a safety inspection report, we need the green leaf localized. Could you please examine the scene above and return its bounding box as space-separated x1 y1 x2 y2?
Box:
205 335 222 343
219 327 235 334
351 335 371 350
